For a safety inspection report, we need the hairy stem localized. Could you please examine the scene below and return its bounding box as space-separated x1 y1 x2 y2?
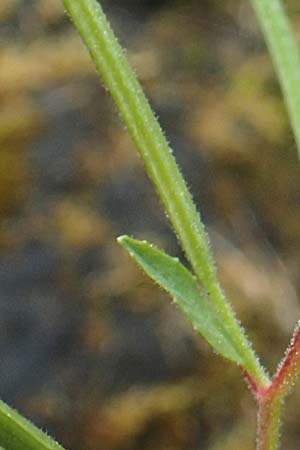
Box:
257 395 283 450
270 321 300 401
245 321 300 450
63 0 269 386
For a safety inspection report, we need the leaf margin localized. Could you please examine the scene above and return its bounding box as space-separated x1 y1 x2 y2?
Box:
118 235 245 365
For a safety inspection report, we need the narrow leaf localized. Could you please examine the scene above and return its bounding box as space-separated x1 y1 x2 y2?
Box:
118 235 244 365
64 0 268 385
0 399 66 450
250 0 300 158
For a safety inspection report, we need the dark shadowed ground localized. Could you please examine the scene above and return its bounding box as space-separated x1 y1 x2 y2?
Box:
1 1 300 449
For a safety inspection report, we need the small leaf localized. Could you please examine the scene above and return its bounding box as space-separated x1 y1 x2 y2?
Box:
118 235 243 365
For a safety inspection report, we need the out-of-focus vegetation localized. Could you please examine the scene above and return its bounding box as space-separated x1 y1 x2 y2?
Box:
1 1 300 449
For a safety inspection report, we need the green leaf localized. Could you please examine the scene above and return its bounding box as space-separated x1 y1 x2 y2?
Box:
118 235 244 365
64 0 268 386
0 399 65 450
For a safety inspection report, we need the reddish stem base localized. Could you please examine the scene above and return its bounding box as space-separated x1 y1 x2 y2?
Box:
244 322 300 450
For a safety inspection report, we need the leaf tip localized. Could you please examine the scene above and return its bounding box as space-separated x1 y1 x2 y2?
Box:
117 235 139 256
117 234 128 244
117 234 134 248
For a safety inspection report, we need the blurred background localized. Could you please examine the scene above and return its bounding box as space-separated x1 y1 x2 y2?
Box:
1 0 300 449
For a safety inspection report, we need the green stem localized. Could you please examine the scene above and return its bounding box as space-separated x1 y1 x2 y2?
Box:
0 399 66 450
250 0 300 157
257 396 283 450
251 321 300 450
252 323 300 450
63 0 269 385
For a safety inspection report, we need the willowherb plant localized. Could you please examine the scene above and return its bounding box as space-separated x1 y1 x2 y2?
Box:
0 1 299 450
62 2 300 449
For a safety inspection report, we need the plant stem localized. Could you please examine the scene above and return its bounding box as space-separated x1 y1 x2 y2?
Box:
250 0 300 157
242 1 300 447
271 322 300 399
257 395 283 450
63 0 269 386
245 373 283 450
245 322 300 450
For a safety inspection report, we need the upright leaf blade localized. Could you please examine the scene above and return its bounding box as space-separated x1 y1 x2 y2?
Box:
250 0 300 158
52 0 299 447
64 0 269 386
118 235 244 365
